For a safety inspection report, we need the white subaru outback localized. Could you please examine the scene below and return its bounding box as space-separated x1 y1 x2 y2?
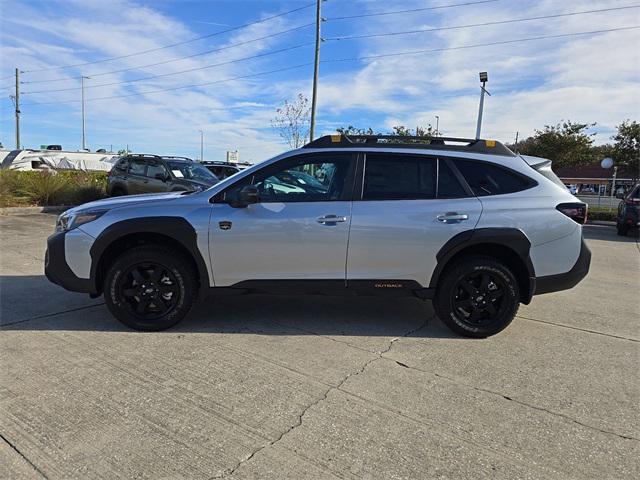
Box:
45 135 591 337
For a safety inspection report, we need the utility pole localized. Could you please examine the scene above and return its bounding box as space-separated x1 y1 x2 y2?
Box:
309 0 322 142
475 71 491 139
81 76 90 150
435 115 440 136
14 68 20 150
199 130 204 161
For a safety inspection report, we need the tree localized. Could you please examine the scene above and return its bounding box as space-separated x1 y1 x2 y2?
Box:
390 125 434 137
514 121 596 169
612 120 640 180
336 125 377 135
271 94 311 149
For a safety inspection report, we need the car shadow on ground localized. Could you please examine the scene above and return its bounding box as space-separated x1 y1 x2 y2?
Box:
0 274 460 338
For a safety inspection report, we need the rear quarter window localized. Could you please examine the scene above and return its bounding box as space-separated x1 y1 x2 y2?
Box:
454 159 534 196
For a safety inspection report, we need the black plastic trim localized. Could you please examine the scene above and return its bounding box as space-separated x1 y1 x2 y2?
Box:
534 237 591 295
89 217 210 295
429 228 536 303
45 231 96 294
220 279 432 298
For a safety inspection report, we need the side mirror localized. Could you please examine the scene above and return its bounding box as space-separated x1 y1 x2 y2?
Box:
155 172 168 182
232 185 259 208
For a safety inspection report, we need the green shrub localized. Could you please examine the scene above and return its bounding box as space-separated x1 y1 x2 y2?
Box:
0 170 107 207
588 207 617 222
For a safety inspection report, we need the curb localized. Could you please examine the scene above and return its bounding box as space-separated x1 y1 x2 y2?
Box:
587 220 616 226
0 206 71 216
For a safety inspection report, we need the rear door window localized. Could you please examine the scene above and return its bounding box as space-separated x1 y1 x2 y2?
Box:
438 160 467 198
363 154 436 200
454 159 533 196
128 159 147 176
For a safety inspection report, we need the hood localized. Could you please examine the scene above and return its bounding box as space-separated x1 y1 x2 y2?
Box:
65 191 186 214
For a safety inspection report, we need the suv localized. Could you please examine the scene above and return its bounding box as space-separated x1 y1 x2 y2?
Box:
45 135 590 337
107 154 219 196
616 183 640 236
202 161 248 180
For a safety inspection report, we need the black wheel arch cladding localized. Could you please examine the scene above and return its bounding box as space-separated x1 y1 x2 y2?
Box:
429 228 535 302
90 217 209 295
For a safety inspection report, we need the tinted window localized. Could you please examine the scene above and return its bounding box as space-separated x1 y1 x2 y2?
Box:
455 160 532 196
146 162 167 179
114 158 129 172
222 155 353 203
438 160 467 198
167 162 218 183
363 154 435 200
128 159 146 176
256 156 351 202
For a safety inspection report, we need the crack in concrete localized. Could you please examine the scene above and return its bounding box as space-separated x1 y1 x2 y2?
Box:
380 359 639 442
0 432 48 479
516 314 639 342
211 317 432 479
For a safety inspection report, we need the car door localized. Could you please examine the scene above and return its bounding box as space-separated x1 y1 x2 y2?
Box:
208 153 356 286
145 161 171 192
346 152 482 286
127 158 148 194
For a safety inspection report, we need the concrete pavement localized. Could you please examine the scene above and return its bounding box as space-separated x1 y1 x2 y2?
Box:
1 214 638 479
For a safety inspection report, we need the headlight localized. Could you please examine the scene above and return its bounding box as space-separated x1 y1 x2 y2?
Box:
192 185 205 192
56 209 108 232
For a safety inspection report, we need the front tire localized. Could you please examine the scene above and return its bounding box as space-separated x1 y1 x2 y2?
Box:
103 246 196 331
434 256 519 338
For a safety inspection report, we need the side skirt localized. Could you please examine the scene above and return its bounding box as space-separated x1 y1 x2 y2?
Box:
206 279 434 299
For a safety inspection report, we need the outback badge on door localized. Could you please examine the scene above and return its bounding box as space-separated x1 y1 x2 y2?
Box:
219 221 232 231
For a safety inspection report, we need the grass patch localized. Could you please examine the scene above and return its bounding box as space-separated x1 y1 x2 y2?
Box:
588 206 617 222
0 170 107 207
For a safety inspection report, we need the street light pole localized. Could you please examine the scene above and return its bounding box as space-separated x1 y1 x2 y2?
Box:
435 115 440 136
14 68 21 149
81 76 90 150
309 0 322 142
475 71 490 139
199 130 204 162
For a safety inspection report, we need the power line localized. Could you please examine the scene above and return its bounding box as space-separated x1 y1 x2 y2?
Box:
19 25 639 107
24 43 314 94
325 5 640 41
22 23 314 84
322 26 640 63
22 2 316 73
20 63 314 106
325 0 499 21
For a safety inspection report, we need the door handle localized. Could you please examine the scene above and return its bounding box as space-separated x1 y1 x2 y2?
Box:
437 212 469 223
317 214 347 224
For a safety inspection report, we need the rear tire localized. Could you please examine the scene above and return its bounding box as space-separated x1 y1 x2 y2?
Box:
434 256 519 338
103 246 197 331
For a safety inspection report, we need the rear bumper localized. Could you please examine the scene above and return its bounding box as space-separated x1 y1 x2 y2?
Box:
533 236 591 295
45 231 96 294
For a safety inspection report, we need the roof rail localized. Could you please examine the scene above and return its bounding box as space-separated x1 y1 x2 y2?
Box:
162 156 194 161
303 134 515 156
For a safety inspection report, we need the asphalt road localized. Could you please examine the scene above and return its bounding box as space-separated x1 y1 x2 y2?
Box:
1 214 638 479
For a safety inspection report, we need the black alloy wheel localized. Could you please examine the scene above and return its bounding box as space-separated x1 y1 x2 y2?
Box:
451 271 506 326
119 262 180 319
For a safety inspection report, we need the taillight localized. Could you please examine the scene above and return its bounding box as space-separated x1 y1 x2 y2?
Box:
556 202 587 224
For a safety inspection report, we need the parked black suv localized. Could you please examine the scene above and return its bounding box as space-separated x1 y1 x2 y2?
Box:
616 183 640 236
107 154 219 196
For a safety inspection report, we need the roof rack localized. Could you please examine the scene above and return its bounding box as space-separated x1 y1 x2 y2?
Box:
161 156 194 162
303 134 515 156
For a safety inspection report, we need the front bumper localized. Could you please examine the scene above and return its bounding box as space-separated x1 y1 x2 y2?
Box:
533 236 591 295
45 231 96 294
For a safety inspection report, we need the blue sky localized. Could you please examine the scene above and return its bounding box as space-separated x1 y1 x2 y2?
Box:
0 0 638 162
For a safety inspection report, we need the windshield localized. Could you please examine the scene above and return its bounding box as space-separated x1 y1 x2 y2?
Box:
167 162 219 183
